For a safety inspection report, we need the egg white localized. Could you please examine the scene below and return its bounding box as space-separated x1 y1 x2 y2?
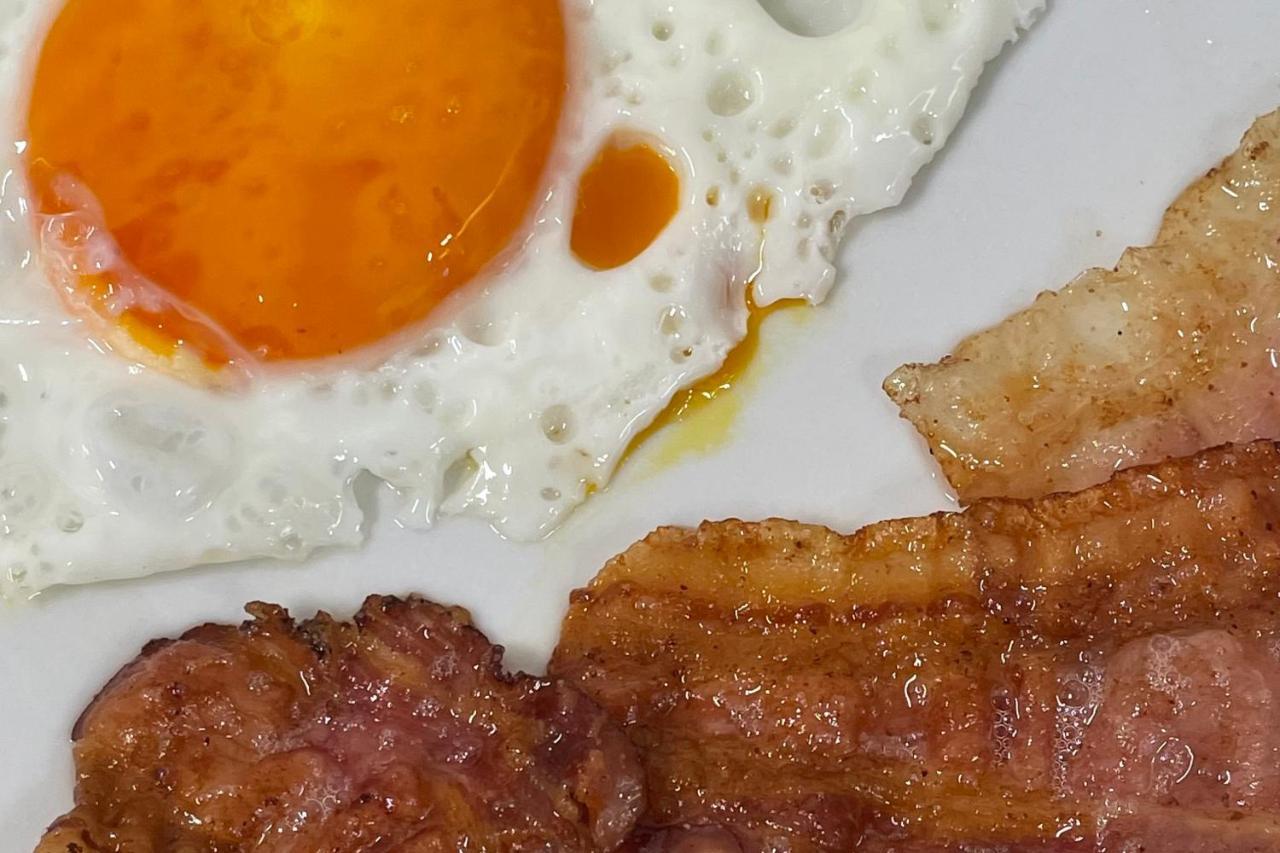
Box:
0 0 1041 596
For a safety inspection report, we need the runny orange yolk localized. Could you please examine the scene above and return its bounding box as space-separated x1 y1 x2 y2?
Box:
571 137 680 271
25 0 566 363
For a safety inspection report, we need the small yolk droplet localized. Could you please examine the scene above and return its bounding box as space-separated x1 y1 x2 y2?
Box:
571 137 680 271
25 0 566 364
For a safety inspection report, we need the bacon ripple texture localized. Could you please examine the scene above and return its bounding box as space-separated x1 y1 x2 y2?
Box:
37 595 645 853
551 442 1280 852
885 109 1280 503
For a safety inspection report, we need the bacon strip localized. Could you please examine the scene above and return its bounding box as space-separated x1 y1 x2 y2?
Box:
38 596 644 852
885 109 1280 502
551 442 1280 852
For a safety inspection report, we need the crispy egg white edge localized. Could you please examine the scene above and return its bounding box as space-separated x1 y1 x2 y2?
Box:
0 0 1041 596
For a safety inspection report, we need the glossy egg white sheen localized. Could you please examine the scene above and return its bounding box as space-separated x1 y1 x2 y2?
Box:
0 0 1040 596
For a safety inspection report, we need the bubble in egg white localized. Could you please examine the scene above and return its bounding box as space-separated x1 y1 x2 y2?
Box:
0 463 50 535
82 394 236 519
0 0 1042 596
707 68 758 117
55 507 84 534
758 0 866 37
540 405 576 446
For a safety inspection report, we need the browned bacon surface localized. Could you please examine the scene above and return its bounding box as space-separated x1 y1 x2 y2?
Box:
38 596 644 853
885 109 1280 503
551 442 1280 852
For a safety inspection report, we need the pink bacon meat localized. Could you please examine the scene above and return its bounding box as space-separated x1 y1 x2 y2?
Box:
38 595 645 852
553 442 1280 852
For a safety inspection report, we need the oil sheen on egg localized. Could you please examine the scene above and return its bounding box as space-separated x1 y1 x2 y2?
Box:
0 0 1042 596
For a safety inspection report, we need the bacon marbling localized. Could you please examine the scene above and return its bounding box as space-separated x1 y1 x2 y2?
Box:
552 442 1280 852
38 595 645 852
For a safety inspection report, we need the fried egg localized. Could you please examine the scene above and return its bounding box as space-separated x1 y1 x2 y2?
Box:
0 0 1041 595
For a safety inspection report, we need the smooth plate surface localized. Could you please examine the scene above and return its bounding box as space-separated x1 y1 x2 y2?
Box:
5 0 1280 846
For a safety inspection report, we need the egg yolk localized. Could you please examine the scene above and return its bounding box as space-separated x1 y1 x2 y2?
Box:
25 0 566 363
571 137 679 271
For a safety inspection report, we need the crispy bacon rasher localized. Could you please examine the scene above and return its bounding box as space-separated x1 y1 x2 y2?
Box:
38 596 645 853
552 442 1280 852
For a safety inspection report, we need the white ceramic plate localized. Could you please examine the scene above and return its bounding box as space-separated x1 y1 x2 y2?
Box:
5 0 1280 845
